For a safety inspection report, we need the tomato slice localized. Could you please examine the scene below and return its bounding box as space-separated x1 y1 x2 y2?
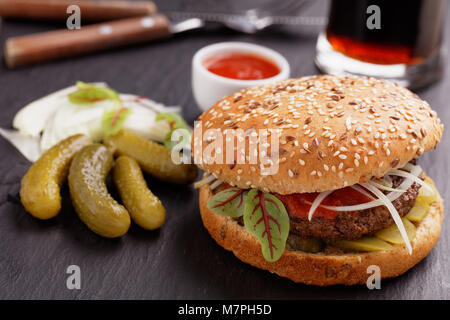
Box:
277 187 373 220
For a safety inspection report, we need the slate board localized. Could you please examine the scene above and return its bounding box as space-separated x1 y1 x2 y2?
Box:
0 0 449 299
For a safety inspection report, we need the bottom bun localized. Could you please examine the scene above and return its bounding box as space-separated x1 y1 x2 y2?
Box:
199 174 444 286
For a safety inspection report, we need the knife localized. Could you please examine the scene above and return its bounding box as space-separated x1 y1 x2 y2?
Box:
0 0 157 22
4 15 204 68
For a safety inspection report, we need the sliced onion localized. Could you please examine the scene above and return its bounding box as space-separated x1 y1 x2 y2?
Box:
320 179 415 211
360 182 412 254
193 174 216 189
350 184 375 200
374 177 392 188
209 179 223 190
382 175 393 188
320 198 383 211
319 164 422 220
368 180 405 193
308 190 333 221
403 162 417 172
386 164 422 201
388 169 434 193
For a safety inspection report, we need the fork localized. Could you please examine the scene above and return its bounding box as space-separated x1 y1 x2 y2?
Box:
167 0 327 34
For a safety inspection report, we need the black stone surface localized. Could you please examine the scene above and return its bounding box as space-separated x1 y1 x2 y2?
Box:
0 0 449 299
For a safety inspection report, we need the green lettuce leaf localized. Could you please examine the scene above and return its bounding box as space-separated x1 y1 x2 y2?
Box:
155 112 192 148
155 112 190 130
206 187 246 218
102 107 132 136
243 189 290 262
69 81 121 104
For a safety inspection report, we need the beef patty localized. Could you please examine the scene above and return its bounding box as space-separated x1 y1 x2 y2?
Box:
279 175 421 240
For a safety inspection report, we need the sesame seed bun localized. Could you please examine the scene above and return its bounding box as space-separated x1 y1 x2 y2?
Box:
199 174 444 286
193 75 443 194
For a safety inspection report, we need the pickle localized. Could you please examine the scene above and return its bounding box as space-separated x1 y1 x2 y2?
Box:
68 144 130 238
417 178 438 206
113 156 166 230
406 200 430 222
330 237 393 252
375 217 416 245
104 130 197 184
287 235 324 253
20 134 92 220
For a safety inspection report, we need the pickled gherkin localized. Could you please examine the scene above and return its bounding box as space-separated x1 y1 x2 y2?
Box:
329 237 393 252
406 200 430 222
104 130 197 184
20 134 92 220
375 217 416 245
113 156 166 230
417 178 438 206
68 144 130 238
287 235 324 253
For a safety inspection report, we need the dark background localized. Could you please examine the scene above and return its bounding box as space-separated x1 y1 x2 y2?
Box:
0 0 449 299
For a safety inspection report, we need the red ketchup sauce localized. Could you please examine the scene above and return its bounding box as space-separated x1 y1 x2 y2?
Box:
203 52 280 80
277 187 372 220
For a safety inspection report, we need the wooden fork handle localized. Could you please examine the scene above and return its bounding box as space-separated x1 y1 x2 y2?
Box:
4 14 172 68
0 0 157 21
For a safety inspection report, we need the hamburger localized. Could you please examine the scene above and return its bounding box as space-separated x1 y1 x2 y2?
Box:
192 75 444 286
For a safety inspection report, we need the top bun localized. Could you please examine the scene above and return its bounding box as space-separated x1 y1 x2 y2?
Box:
193 75 443 194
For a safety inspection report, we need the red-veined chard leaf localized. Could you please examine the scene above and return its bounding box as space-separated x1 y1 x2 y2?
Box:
102 107 132 136
206 187 246 218
68 81 121 104
243 189 289 262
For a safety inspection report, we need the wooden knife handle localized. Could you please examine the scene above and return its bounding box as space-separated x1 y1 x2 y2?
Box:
0 0 157 21
4 14 172 68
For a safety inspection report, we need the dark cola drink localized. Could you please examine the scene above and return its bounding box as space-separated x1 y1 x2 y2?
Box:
326 0 447 65
315 0 447 88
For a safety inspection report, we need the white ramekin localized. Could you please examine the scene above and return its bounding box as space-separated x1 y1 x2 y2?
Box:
192 42 290 112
